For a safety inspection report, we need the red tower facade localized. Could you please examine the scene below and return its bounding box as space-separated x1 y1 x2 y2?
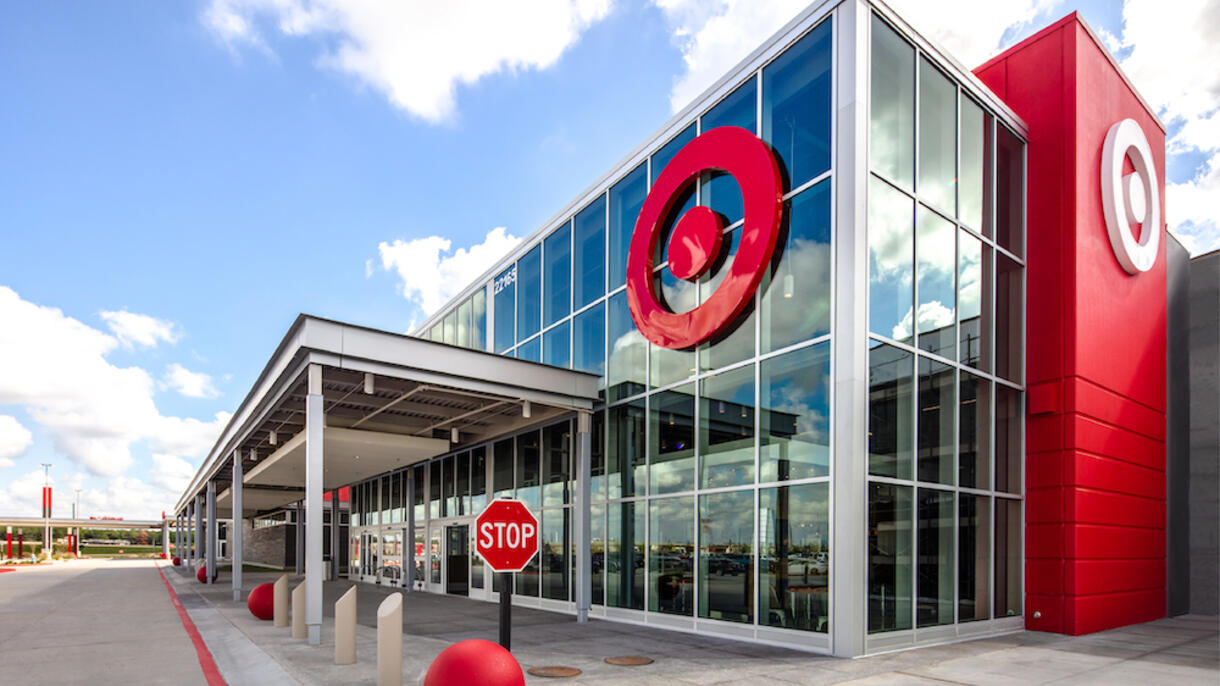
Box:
976 14 1168 635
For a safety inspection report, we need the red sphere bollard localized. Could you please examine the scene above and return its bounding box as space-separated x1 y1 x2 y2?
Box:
247 582 275 620
172 556 181 566
196 565 209 583
425 639 525 686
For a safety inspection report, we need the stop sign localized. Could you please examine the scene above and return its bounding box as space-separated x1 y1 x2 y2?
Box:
475 499 539 573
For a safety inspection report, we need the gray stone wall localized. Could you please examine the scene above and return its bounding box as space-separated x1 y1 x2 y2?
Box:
244 520 290 568
1189 250 1219 615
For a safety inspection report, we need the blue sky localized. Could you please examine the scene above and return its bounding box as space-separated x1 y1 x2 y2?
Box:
0 0 1215 519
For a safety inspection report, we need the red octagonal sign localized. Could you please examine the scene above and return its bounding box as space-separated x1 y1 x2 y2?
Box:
475 498 539 573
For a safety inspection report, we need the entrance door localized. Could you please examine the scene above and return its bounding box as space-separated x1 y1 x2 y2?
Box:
445 524 469 595
380 528 403 586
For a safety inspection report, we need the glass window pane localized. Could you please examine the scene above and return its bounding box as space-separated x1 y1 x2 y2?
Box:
870 15 915 189
960 97 985 229
959 493 991 622
443 311 457 346
699 226 754 371
456 452 470 516
994 498 1022 617
391 470 403 523
543 422 571 507
699 365 755 488
996 253 1022 382
591 410 606 501
762 179 831 353
442 456 455 517
574 196 606 309
759 482 830 632
494 266 516 354
413 465 425 523
762 20 832 188
517 336 541 363
995 385 1022 493
996 125 1024 257
650 384 695 495
959 230 992 370
916 488 954 628
609 164 647 290
542 508 570 601
430 325 442 343
516 431 541 509
649 496 694 616
651 267 696 388
493 439 514 499
608 399 646 499
429 462 440 519
698 490 754 624
652 125 697 267
700 78 757 224
917 357 955 485
869 176 915 342
471 288 486 351
960 372 991 489
869 342 914 479
516 547 540 596
591 503 605 605
517 245 542 342
918 58 956 215
916 206 956 358
544 321 570 368
868 482 913 633
544 223 571 327
471 446 487 512
761 342 831 482
574 302 606 379
607 290 646 401
457 299 472 348
607 501 645 610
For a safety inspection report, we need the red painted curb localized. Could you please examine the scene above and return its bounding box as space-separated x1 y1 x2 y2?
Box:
156 562 227 686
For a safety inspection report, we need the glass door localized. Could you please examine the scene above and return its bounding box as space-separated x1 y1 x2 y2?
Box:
446 525 470 595
381 527 403 586
470 525 487 599
428 527 442 590
413 530 426 590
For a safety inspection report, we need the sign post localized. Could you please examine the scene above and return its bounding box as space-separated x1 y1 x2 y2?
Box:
474 498 539 651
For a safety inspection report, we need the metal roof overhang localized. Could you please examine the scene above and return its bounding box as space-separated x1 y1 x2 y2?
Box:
175 315 600 517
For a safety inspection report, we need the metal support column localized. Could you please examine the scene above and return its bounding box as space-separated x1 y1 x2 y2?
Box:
206 481 217 584
830 0 869 659
295 501 304 574
305 363 325 645
162 519 169 559
232 451 246 602
405 469 415 591
575 410 592 623
195 495 204 571
329 488 340 581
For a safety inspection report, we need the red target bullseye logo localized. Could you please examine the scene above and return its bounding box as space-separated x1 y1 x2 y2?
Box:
626 126 784 349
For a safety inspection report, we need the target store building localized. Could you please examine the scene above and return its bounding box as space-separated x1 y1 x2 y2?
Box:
175 0 1214 658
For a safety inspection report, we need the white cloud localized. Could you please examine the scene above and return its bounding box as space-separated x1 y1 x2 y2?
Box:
892 301 955 342
99 309 179 348
163 363 220 399
655 0 1061 114
203 0 612 123
1107 0 1220 254
378 226 523 317
0 415 33 468
0 287 230 477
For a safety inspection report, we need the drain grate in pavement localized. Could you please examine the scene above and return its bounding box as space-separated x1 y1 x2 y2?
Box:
527 666 582 678
604 655 654 666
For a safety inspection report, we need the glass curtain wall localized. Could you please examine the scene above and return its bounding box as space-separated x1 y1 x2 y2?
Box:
866 12 1025 639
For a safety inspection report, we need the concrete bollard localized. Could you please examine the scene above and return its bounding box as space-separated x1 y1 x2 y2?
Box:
377 592 403 686
273 574 289 628
292 581 307 639
335 585 357 665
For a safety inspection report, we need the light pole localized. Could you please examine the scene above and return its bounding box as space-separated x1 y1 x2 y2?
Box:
74 488 82 556
40 463 51 560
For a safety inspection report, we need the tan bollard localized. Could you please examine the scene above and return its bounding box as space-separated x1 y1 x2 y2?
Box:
335 585 357 665
292 581 307 639
273 574 289 628
376 592 403 686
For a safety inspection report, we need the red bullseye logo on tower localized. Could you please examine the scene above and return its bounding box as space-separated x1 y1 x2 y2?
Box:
626 126 784 349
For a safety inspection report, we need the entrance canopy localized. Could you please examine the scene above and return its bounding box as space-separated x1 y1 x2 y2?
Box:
175 314 600 520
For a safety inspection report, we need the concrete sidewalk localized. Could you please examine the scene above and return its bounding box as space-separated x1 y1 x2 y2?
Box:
168 564 1219 685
